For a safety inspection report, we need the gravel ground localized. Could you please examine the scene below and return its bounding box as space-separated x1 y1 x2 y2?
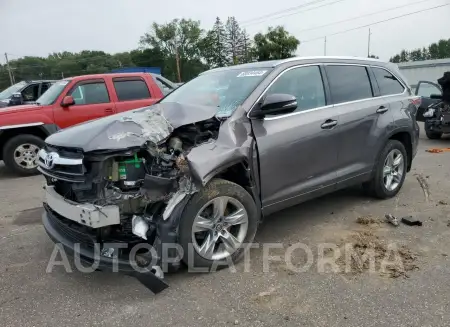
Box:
1 123 450 327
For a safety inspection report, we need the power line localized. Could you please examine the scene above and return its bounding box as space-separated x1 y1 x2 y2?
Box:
297 0 434 33
241 0 348 26
241 0 332 24
301 2 450 43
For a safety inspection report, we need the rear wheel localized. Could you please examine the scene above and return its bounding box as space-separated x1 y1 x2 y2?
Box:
3 134 44 176
178 179 258 269
363 140 407 199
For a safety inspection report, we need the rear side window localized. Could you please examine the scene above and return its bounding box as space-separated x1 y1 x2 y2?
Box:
326 65 373 104
113 79 151 101
372 67 405 96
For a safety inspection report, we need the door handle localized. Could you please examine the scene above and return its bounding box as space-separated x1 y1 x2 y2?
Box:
376 106 388 114
321 119 338 129
105 108 114 114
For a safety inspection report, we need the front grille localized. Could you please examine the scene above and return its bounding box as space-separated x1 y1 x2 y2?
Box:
45 203 96 249
45 144 83 159
38 146 85 182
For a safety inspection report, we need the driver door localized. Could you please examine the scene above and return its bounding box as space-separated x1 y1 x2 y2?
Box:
250 65 340 215
415 80 442 121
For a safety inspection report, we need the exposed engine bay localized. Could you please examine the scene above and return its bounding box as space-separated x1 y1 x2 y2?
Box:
423 72 450 133
42 116 222 246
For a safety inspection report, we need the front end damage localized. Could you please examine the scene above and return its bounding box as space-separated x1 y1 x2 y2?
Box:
38 103 256 293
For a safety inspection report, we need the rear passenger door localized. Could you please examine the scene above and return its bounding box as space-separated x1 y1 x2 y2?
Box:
415 80 442 121
53 79 114 129
112 77 158 113
251 65 340 215
324 64 394 185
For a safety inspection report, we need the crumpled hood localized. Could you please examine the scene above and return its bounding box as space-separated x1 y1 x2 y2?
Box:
0 103 40 113
45 102 218 152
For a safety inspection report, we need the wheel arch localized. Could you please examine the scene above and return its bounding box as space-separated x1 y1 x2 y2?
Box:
387 129 413 172
0 124 57 160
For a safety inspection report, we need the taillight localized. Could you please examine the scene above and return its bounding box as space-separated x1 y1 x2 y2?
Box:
409 96 421 109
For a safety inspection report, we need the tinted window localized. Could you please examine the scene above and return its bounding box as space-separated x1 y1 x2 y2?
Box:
326 65 373 104
266 65 326 113
372 67 404 96
21 84 40 101
40 82 52 95
113 80 151 101
154 77 174 95
69 82 109 105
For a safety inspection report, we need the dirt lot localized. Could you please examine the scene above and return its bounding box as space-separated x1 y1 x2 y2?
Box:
1 123 450 327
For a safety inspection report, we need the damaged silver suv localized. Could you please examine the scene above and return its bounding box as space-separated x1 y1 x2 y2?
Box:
39 57 419 293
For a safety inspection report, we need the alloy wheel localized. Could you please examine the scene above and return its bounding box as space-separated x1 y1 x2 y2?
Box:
191 196 249 261
13 143 40 170
383 149 404 191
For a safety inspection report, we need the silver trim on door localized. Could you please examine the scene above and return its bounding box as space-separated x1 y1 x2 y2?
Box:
0 122 44 130
247 62 408 121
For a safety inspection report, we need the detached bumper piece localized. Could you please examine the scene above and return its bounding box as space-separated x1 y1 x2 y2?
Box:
42 204 169 294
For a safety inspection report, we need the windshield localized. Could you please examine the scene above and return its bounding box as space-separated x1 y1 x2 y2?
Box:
160 68 272 117
0 81 27 100
36 80 70 105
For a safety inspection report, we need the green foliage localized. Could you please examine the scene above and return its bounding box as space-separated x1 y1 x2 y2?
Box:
0 17 299 91
253 26 300 61
390 39 450 63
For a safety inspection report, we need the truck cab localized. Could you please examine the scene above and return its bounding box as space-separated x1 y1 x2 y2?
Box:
0 73 166 175
0 80 55 108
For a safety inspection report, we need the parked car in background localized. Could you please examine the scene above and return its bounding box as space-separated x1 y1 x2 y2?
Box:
0 80 55 108
38 57 420 293
0 73 170 175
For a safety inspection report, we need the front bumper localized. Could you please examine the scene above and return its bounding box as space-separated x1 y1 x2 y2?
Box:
425 118 450 133
42 204 169 294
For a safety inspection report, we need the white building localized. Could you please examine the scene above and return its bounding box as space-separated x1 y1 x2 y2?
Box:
397 58 450 89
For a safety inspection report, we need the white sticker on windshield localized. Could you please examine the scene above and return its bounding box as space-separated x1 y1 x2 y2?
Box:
237 70 267 77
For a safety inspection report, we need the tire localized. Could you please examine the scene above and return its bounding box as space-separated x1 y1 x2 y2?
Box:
178 178 259 269
3 134 44 176
425 128 442 140
363 140 408 199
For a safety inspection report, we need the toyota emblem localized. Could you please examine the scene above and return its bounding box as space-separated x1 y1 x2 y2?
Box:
44 152 58 169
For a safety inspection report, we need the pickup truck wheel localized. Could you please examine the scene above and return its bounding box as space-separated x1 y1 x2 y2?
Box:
3 134 44 176
178 179 258 270
363 140 407 199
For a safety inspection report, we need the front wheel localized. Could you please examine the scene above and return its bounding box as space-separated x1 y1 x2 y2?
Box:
363 140 407 199
3 134 44 176
178 179 259 269
425 123 442 139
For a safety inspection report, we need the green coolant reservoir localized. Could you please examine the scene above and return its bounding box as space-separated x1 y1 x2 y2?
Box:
117 154 144 188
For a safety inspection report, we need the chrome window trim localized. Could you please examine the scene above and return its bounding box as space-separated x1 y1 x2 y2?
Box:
247 62 408 121
38 148 83 166
0 122 44 130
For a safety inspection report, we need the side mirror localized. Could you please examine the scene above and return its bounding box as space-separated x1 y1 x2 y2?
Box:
430 94 443 100
9 92 23 106
61 95 75 107
249 93 298 118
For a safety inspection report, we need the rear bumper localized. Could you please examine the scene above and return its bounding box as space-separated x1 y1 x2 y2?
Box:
42 205 169 294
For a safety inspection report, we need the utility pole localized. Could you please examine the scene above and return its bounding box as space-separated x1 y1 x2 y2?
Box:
175 47 181 83
4 53 14 86
367 28 371 57
324 36 327 56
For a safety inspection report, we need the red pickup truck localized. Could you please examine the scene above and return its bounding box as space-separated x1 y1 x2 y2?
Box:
0 73 176 175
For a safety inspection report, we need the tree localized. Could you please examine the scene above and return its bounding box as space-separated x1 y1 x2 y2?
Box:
399 50 409 62
199 17 228 68
253 26 300 61
389 38 450 63
140 19 204 82
409 49 423 61
225 16 243 65
239 29 253 64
